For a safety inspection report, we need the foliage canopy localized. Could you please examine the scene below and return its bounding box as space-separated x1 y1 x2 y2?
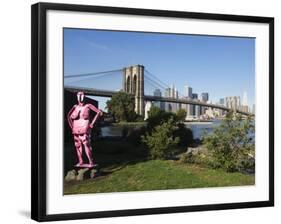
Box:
106 92 137 122
203 111 255 172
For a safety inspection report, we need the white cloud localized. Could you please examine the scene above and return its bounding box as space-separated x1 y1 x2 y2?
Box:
85 38 110 52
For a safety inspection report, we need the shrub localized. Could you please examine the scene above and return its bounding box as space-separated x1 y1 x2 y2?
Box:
203 111 255 172
179 147 213 165
141 119 179 159
146 106 176 131
179 151 194 164
145 107 193 148
127 126 148 146
174 123 193 146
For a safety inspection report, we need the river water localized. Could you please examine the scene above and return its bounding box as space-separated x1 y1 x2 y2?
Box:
101 120 223 140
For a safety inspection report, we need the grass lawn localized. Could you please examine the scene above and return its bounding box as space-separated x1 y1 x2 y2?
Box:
64 159 254 195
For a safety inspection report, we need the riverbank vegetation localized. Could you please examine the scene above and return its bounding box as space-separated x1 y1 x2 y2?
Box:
204 111 255 172
179 111 255 173
141 107 193 159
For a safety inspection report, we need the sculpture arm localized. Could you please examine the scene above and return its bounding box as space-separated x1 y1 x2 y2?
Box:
67 105 76 129
88 104 102 128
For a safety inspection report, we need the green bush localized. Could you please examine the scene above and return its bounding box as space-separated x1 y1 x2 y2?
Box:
141 119 179 159
179 151 194 164
203 111 255 172
174 123 193 146
179 148 213 165
145 107 193 148
146 107 176 131
127 126 148 146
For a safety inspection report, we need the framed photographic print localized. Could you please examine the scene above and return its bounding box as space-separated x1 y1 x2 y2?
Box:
31 2 274 222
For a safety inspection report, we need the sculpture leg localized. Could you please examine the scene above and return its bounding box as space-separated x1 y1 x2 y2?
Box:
81 133 94 166
74 134 83 165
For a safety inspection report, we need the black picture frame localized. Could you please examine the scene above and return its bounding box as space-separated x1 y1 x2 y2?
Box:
31 2 274 222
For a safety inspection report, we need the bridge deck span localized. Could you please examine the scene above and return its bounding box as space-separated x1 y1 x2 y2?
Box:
65 86 252 116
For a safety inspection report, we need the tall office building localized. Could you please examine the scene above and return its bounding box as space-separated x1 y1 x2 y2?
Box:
165 84 178 112
192 93 200 118
242 91 248 106
165 87 171 97
153 89 165 110
184 85 193 118
219 98 225 105
241 91 249 113
192 93 198 99
184 85 193 98
165 87 172 112
199 92 209 115
201 92 209 102
174 88 179 99
173 87 179 112
225 96 241 111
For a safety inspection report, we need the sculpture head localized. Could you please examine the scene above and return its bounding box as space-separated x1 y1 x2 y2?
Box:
77 91 85 105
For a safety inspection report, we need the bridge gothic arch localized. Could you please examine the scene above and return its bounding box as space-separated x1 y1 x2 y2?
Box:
123 65 145 116
132 75 137 95
126 76 131 92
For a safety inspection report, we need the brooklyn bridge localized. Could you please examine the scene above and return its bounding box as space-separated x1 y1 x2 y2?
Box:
65 65 252 116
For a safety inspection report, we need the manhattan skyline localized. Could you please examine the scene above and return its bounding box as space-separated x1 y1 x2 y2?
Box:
64 28 255 110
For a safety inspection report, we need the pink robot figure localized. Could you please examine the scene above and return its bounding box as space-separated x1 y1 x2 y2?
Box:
67 91 103 168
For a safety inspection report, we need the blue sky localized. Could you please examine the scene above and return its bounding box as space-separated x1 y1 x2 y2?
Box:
64 28 255 111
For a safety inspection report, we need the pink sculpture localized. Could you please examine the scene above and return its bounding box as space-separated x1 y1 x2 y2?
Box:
67 91 103 168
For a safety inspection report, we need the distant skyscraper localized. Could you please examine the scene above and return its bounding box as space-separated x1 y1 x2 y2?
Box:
184 85 193 117
153 89 165 110
165 88 171 97
174 88 179 99
165 85 178 112
154 89 161 97
184 85 193 98
199 92 209 116
173 87 179 112
225 96 241 111
241 91 249 113
252 104 255 114
195 105 200 118
201 92 209 102
242 91 248 106
192 93 199 118
192 93 198 99
165 88 172 112
219 98 225 105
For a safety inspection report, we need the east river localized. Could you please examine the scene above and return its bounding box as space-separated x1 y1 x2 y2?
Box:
101 119 223 140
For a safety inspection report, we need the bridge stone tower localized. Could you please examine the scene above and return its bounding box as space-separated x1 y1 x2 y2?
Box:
123 65 145 116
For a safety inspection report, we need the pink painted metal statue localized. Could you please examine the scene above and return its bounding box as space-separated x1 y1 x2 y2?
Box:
67 91 103 168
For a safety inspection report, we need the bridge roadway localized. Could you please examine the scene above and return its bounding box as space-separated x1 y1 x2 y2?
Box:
65 86 252 116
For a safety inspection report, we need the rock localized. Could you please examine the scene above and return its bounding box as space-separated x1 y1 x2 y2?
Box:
90 169 99 178
64 170 77 182
186 146 206 155
65 166 100 182
76 168 89 181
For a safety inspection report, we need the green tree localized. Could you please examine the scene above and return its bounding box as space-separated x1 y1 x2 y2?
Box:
141 119 179 159
145 107 193 147
146 106 175 131
106 92 137 122
175 108 187 123
203 111 255 172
